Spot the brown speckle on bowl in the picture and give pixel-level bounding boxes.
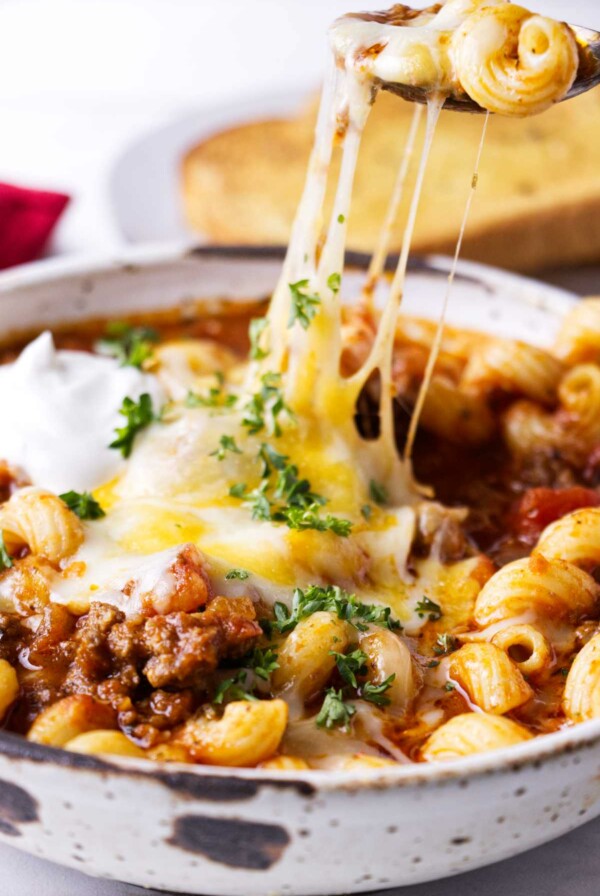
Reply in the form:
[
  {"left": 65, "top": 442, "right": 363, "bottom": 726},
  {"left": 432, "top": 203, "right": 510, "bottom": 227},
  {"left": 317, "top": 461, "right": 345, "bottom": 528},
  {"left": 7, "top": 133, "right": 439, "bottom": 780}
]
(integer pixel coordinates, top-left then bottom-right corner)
[
  {"left": 0, "top": 779, "right": 39, "bottom": 837},
  {"left": 168, "top": 815, "right": 290, "bottom": 869}
]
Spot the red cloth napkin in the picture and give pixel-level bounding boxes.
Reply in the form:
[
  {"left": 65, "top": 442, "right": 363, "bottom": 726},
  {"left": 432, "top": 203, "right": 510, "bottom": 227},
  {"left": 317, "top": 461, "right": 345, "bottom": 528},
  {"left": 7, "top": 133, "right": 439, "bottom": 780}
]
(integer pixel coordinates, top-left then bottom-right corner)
[{"left": 0, "top": 182, "right": 70, "bottom": 270}]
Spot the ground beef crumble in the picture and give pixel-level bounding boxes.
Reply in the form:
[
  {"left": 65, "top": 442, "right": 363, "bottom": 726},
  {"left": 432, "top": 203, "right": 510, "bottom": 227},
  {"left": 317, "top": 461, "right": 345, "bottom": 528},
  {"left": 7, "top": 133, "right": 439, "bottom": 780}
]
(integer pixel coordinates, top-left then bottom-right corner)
[{"left": 2, "top": 594, "right": 262, "bottom": 746}]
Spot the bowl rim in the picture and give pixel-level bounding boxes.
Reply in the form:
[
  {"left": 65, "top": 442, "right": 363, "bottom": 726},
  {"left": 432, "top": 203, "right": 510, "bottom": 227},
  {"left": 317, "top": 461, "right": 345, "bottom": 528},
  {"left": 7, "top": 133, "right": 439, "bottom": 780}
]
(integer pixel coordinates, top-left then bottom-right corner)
[{"left": 0, "top": 241, "right": 596, "bottom": 792}]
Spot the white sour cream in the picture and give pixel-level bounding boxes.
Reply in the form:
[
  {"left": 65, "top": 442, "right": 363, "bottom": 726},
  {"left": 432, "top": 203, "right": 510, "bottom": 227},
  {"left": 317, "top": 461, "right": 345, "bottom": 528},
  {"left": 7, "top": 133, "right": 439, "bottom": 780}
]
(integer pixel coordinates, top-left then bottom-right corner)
[{"left": 0, "top": 332, "right": 165, "bottom": 493}]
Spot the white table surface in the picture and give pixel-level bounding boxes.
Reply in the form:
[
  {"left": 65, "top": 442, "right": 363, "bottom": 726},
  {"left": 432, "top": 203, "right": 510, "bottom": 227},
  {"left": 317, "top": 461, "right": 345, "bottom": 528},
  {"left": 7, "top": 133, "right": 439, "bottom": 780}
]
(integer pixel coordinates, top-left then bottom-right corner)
[{"left": 0, "top": 0, "right": 599, "bottom": 892}]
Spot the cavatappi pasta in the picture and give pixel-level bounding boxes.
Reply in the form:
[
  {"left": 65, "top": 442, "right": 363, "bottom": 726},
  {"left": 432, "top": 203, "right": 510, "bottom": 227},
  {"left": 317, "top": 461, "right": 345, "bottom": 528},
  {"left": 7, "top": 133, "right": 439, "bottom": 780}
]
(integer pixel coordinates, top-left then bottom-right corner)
[
  {"left": 0, "top": 293, "right": 599, "bottom": 769},
  {"left": 0, "top": 1, "right": 596, "bottom": 770}
]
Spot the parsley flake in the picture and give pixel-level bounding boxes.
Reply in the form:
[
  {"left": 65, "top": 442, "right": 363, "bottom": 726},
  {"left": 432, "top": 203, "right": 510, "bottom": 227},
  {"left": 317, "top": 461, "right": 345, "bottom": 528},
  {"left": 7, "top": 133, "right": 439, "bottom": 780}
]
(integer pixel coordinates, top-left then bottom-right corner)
[
  {"left": 231, "top": 445, "right": 351, "bottom": 537},
  {"left": 258, "top": 443, "right": 288, "bottom": 478},
  {"left": 0, "top": 533, "right": 13, "bottom": 571},
  {"left": 316, "top": 687, "right": 356, "bottom": 729},
  {"left": 109, "top": 393, "right": 156, "bottom": 458},
  {"left": 185, "top": 374, "right": 237, "bottom": 410},
  {"left": 247, "top": 647, "right": 279, "bottom": 681},
  {"left": 327, "top": 272, "right": 341, "bottom": 294},
  {"left": 249, "top": 317, "right": 269, "bottom": 360},
  {"left": 330, "top": 649, "right": 368, "bottom": 688},
  {"left": 96, "top": 322, "right": 159, "bottom": 369},
  {"left": 224, "top": 569, "right": 249, "bottom": 581},
  {"left": 210, "top": 434, "right": 242, "bottom": 461},
  {"left": 272, "top": 585, "right": 401, "bottom": 635},
  {"left": 242, "top": 372, "right": 294, "bottom": 437},
  {"left": 369, "top": 479, "right": 388, "bottom": 505},
  {"left": 361, "top": 674, "right": 396, "bottom": 706},
  {"left": 288, "top": 280, "right": 321, "bottom": 330},
  {"left": 213, "top": 671, "right": 258, "bottom": 704},
  {"left": 276, "top": 504, "right": 352, "bottom": 536},
  {"left": 434, "top": 633, "right": 458, "bottom": 655},
  {"left": 231, "top": 481, "right": 273, "bottom": 521},
  {"left": 59, "top": 491, "right": 105, "bottom": 521},
  {"left": 415, "top": 596, "right": 442, "bottom": 622}
]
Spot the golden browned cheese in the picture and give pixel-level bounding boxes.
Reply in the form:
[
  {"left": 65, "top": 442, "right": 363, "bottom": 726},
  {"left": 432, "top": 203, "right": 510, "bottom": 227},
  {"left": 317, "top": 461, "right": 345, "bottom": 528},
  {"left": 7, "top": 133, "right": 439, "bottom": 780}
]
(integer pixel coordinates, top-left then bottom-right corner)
[{"left": 181, "top": 88, "right": 600, "bottom": 271}]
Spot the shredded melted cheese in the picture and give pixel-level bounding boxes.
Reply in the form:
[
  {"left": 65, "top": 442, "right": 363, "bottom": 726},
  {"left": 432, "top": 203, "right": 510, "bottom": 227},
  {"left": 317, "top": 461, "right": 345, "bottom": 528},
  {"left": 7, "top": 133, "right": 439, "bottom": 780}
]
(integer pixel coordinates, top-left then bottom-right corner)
[{"left": 0, "top": 0, "right": 581, "bottom": 633}]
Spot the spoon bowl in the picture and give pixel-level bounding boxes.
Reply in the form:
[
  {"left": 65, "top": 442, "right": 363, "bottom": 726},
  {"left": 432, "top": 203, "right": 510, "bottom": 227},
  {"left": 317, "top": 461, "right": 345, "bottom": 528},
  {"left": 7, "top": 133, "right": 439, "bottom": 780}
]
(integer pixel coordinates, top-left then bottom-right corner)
[{"left": 380, "top": 23, "right": 600, "bottom": 112}]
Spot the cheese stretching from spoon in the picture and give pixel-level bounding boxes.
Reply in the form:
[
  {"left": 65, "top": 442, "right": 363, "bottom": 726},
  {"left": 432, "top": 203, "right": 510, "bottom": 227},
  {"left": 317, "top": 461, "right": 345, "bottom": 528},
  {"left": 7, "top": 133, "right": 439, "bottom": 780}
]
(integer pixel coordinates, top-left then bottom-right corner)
[
  {"left": 330, "top": 0, "right": 579, "bottom": 115},
  {"left": 0, "top": 1, "right": 580, "bottom": 627}
]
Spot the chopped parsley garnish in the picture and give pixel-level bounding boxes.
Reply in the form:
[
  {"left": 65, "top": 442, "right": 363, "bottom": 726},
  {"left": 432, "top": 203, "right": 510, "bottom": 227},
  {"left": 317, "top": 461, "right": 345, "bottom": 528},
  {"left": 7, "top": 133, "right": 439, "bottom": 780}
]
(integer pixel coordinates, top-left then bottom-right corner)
[
  {"left": 360, "top": 674, "right": 396, "bottom": 707},
  {"left": 109, "top": 393, "right": 156, "bottom": 458},
  {"left": 288, "top": 280, "right": 321, "bottom": 330},
  {"left": 337, "top": 213, "right": 345, "bottom": 224},
  {"left": 272, "top": 585, "right": 401, "bottom": 635},
  {"left": 210, "top": 434, "right": 242, "bottom": 461},
  {"left": 444, "top": 681, "right": 456, "bottom": 692},
  {"left": 236, "top": 481, "right": 272, "bottom": 522},
  {"left": 249, "top": 317, "right": 269, "bottom": 361},
  {"left": 274, "top": 464, "right": 325, "bottom": 510},
  {"left": 212, "top": 647, "right": 279, "bottom": 703},
  {"left": 241, "top": 372, "right": 294, "bottom": 437},
  {"left": 330, "top": 649, "right": 368, "bottom": 688},
  {"left": 224, "top": 568, "right": 249, "bottom": 581},
  {"left": 434, "top": 633, "right": 458, "bottom": 655},
  {"left": 0, "top": 533, "right": 13, "bottom": 571},
  {"left": 276, "top": 504, "right": 352, "bottom": 536},
  {"left": 230, "top": 449, "right": 352, "bottom": 537},
  {"left": 59, "top": 491, "right": 105, "bottom": 521},
  {"left": 369, "top": 479, "right": 388, "bottom": 505},
  {"left": 213, "top": 671, "right": 258, "bottom": 704},
  {"left": 316, "top": 687, "right": 356, "bottom": 729},
  {"left": 96, "top": 321, "right": 159, "bottom": 369},
  {"left": 415, "top": 596, "right": 442, "bottom": 622},
  {"left": 185, "top": 374, "right": 237, "bottom": 410},
  {"left": 247, "top": 647, "right": 279, "bottom": 681},
  {"left": 258, "top": 442, "right": 288, "bottom": 477},
  {"left": 360, "top": 504, "right": 373, "bottom": 521},
  {"left": 329, "top": 648, "right": 395, "bottom": 706},
  {"left": 327, "top": 272, "right": 341, "bottom": 294}
]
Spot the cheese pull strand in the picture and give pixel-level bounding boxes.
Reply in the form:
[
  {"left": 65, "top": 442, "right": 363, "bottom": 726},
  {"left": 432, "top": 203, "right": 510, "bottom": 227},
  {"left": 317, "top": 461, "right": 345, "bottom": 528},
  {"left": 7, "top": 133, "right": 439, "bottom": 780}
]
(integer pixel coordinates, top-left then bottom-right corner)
[{"left": 404, "top": 111, "right": 490, "bottom": 462}]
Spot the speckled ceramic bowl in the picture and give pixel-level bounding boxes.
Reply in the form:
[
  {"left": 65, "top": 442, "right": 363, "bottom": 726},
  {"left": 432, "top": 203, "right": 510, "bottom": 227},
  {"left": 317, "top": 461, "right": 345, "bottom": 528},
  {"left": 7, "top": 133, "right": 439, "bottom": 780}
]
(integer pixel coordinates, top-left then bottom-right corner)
[{"left": 0, "top": 245, "right": 599, "bottom": 896}]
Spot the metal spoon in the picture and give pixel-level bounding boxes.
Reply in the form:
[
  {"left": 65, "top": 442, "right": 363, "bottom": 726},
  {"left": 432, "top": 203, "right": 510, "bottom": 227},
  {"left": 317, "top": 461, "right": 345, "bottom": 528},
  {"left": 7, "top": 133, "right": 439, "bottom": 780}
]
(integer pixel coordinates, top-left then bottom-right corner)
[{"left": 380, "top": 23, "right": 600, "bottom": 112}]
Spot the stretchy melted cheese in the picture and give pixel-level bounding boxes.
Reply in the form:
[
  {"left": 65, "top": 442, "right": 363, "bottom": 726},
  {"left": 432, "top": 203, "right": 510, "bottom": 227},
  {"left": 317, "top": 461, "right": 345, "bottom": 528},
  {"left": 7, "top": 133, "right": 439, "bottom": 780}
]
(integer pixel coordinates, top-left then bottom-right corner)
[
  {"left": 0, "top": 1, "right": 581, "bottom": 630},
  {"left": 0, "top": 4, "right": 586, "bottom": 769},
  {"left": 330, "top": 0, "right": 578, "bottom": 115}
]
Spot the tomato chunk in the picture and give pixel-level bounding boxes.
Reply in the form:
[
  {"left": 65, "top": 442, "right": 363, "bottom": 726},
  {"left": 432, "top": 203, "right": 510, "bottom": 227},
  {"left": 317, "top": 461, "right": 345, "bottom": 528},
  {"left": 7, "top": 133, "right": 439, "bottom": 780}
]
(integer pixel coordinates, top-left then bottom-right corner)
[{"left": 511, "top": 486, "right": 600, "bottom": 543}]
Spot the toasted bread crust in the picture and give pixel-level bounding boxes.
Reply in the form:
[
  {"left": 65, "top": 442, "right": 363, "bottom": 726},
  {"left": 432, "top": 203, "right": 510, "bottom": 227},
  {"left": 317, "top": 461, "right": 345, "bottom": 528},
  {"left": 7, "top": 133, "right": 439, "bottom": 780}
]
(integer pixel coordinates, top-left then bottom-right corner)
[{"left": 181, "top": 90, "right": 600, "bottom": 272}]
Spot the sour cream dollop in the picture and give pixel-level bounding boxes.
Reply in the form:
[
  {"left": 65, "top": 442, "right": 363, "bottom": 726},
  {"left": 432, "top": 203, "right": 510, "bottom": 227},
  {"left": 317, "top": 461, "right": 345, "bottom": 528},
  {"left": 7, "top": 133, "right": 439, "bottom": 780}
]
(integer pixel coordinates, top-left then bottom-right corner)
[{"left": 0, "top": 332, "right": 165, "bottom": 493}]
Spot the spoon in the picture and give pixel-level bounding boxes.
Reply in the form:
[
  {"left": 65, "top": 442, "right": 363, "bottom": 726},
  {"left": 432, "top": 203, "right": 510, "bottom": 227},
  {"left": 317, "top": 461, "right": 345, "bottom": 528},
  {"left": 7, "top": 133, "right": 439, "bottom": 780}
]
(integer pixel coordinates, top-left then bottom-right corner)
[{"left": 380, "top": 23, "right": 600, "bottom": 112}]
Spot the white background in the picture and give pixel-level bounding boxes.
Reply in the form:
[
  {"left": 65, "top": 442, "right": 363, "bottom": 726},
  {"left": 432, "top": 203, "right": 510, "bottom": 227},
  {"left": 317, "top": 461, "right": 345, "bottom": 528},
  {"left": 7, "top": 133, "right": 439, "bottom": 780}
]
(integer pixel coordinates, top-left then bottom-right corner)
[{"left": 0, "top": 1, "right": 600, "bottom": 893}]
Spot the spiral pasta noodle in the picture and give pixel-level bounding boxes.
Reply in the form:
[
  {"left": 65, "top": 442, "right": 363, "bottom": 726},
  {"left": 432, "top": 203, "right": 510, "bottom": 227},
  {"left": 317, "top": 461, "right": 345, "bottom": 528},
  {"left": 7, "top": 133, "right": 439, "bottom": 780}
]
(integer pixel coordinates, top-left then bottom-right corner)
[
  {"left": 535, "top": 507, "right": 600, "bottom": 572},
  {"left": 554, "top": 298, "right": 600, "bottom": 365},
  {"left": 421, "top": 712, "right": 533, "bottom": 761},
  {"left": 557, "top": 364, "right": 600, "bottom": 448},
  {"left": 461, "top": 338, "right": 563, "bottom": 405},
  {"left": 452, "top": 4, "right": 579, "bottom": 116},
  {"left": 474, "top": 555, "right": 600, "bottom": 626},
  {"left": 449, "top": 642, "right": 533, "bottom": 714},
  {"left": 0, "top": 487, "right": 84, "bottom": 564},
  {"left": 563, "top": 634, "right": 600, "bottom": 723},
  {"left": 491, "top": 624, "right": 552, "bottom": 678}
]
